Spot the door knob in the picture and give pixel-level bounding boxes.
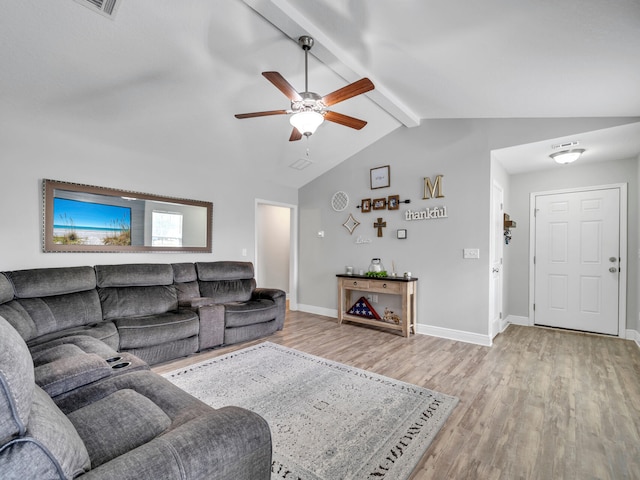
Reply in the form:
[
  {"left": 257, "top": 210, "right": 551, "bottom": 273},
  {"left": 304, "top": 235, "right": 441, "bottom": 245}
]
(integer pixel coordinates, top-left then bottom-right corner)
[
  {"left": 609, "top": 257, "right": 617, "bottom": 262},
  {"left": 609, "top": 267, "right": 618, "bottom": 273},
  {"left": 492, "top": 268, "right": 500, "bottom": 273}
]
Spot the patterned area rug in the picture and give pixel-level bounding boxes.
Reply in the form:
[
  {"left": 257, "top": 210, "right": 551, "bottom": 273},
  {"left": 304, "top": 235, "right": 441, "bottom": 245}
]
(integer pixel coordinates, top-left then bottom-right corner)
[{"left": 163, "top": 342, "right": 458, "bottom": 480}]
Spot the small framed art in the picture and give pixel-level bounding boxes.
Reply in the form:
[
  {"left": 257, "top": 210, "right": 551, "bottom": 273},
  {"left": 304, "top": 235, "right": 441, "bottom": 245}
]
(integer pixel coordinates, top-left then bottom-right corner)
[
  {"left": 397, "top": 229, "right": 407, "bottom": 239},
  {"left": 360, "top": 198, "right": 371, "bottom": 213},
  {"left": 387, "top": 195, "right": 399, "bottom": 210},
  {"left": 370, "top": 165, "right": 390, "bottom": 189},
  {"left": 373, "top": 198, "right": 387, "bottom": 210}
]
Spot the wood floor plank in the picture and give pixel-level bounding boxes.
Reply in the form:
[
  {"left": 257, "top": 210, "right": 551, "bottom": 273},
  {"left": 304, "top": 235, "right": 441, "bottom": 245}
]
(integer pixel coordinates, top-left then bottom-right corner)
[{"left": 152, "top": 310, "right": 640, "bottom": 479}]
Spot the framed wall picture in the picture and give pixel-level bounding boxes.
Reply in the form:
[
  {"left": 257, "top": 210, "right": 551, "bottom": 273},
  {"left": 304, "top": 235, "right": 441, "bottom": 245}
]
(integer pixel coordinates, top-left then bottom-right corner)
[
  {"left": 370, "top": 165, "right": 390, "bottom": 189},
  {"left": 360, "top": 198, "right": 371, "bottom": 213},
  {"left": 387, "top": 195, "right": 399, "bottom": 210},
  {"left": 397, "top": 229, "right": 407, "bottom": 239},
  {"left": 373, "top": 198, "right": 387, "bottom": 210}
]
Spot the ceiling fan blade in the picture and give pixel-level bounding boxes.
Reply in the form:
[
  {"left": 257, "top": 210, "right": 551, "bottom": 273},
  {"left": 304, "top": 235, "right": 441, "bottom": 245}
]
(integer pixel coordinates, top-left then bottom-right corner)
[
  {"left": 234, "top": 109, "right": 289, "bottom": 119},
  {"left": 289, "top": 127, "right": 303, "bottom": 141},
  {"left": 322, "top": 78, "right": 374, "bottom": 107},
  {"left": 324, "top": 111, "right": 368, "bottom": 130},
  {"left": 262, "top": 72, "right": 302, "bottom": 102}
]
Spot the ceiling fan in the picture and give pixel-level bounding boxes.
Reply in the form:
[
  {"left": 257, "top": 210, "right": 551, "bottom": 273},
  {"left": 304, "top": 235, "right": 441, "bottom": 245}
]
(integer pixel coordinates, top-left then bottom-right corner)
[{"left": 234, "top": 36, "right": 374, "bottom": 141}]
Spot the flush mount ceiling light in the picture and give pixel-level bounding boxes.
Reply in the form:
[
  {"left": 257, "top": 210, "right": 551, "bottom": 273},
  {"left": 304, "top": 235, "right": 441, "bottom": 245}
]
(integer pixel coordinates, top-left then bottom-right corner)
[{"left": 549, "top": 148, "right": 585, "bottom": 164}]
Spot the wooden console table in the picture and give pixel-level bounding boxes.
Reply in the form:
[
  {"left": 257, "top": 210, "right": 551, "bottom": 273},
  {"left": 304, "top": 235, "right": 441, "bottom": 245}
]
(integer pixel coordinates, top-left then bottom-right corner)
[{"left": 336, "top": 274, "right": 418, "bottom": 337}]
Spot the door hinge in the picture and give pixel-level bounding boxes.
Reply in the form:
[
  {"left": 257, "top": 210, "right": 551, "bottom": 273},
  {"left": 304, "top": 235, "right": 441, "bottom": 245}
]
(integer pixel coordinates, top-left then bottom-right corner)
[
  {"left": 533, "top": 303, "right": 536, "bottom": 311},
  {"left": 533, "top": 256, "right": 536, "bottom": 264},
  {"left": 499, "top": 312, "right": 502, "bottom": 319}
]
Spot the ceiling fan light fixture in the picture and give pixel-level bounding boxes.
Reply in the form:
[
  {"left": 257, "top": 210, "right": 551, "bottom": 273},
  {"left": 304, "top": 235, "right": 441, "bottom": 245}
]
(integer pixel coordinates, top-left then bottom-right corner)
[
  {"left": 549, "top": 148, "right": 585, "bottom": 164},
  {"left": 290, "top": 111, "right": 324, "bottom": 136}
]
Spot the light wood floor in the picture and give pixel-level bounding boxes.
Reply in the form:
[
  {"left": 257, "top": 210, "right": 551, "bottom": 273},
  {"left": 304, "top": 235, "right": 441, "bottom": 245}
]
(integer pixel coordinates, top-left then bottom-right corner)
[{"left": 153, "top": 310, "right": 640, "bottom": 480}]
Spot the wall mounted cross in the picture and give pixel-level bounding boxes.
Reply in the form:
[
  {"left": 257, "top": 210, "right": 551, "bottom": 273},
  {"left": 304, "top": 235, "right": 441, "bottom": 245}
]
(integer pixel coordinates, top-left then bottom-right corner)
[{"left": 374, "top": 217, "right": 386, "bottom": 237}]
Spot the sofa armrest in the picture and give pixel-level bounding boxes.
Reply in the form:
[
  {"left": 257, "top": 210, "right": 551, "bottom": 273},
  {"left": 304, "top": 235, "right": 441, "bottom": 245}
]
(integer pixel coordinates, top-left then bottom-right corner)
[
  {"left": 178, "top": 296, "right": 218, "bottom": 309},
  {"left": 252, "top": 288, "right": 286, "bottom": 330},
  {"left": 78, "top": 406, "right": 272, "bottom": 480}
]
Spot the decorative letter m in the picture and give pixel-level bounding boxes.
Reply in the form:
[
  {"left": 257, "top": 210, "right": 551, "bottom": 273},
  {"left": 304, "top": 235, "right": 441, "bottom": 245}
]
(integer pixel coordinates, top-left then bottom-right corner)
[{"left": 423, "top": 175, "right": 444, "bottom": 199}]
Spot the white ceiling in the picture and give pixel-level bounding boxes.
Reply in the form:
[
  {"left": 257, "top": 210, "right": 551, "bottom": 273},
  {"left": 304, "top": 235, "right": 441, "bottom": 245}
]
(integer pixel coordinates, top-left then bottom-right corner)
[{"left": 1, "top": 0, "right": 639, "bottom": 187}]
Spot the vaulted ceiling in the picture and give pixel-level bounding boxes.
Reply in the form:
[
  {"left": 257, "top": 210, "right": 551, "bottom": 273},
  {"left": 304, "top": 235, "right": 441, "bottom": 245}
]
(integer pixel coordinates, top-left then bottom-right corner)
[{"left": 2, "top": 0, "right": 639, "bottom": 187}]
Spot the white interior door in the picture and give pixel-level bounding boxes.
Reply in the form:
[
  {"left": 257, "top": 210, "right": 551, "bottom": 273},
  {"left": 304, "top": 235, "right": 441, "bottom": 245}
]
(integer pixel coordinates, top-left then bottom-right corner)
[
  {"left": 489, "top": 181, "right": 504, "bottom": 338},
  {"left": 533, "top": 188, "right": 620, "bottom": 335}
]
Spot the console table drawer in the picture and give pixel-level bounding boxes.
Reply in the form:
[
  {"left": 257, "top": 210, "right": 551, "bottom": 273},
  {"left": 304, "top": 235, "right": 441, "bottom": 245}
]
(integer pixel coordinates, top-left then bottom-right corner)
[
  {"left": 346, "top": 279, "right": 370, "bottom": 289},
  {"left": 368, "top": 280, "right": 403, "bottom": 294}
]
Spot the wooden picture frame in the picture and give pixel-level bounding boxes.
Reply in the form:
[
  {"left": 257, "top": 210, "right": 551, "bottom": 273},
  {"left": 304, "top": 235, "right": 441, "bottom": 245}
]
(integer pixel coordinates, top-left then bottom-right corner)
[
  {"left": 387, "top": 195, "right": 400, "bottom": 210},
  {"left": 372, "top": 198, "right": 387, "bottom": 210},
  {"left": 360, "top": 198, "right": 371, "bottom": 213},
  {"left": 370, "top": 165, "right": 390, "bottom": 189}
]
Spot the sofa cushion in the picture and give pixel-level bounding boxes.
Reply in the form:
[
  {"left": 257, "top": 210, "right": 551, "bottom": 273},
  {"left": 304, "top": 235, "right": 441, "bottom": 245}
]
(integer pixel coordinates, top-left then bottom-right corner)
[
  {"left": 198, "top": 278, "right": 256, "bottom": 304},
  {"left": 68, "top": 388, "right": 171, "bottom": 468},
  {"left": 0, "top": 386, "right": 91, "bottom": 479},
  {"left": 115, "top": 311, "right": 199, "bottom": 349},
  {"left": 16, "top": 289, "right": 103, "bottom": 339},
  {"left": 27, "top": 322, "right": 120, "bottom": 352},
  {"left": 4, "top": 266, "right": 96, "bottom": 299},
  {"left": 0, "top": 301, "right": 37, "bottom": 341},
  {"left": 95, "top": 263, "right": 173, "bottom": 287},
  {"left": 99, "top": 285, "right": 178, "bottom": 320},
  {"left": 34, "top": 354, "right": 112, "bottom": 398},
  {"left": 171, "top": 262, "right": 197, "bottom": 283},
  {"left": 30, "top": 334, "right": 119, "bottom": 361},
  {"left": 0, "top": 274, "right": 13, "bottom": 304},
  {"left": 224, "top": 300, "right": 278, "bottom": 328},
  {"left": 32, "top": 344, "right": 85, "bottom": 365},
  {"left": 0, "top": 317, "right": 34, "bottom": 445},
  {"left": 196, "top": 261, "right": 254, "bottom": 281}
]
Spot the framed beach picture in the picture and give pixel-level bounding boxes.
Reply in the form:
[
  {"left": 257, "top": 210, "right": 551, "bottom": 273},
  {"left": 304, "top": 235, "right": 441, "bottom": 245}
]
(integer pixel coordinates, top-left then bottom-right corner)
[
  {"left": 360, "top": 198, "right": 371, "bottom": 213},
  {"left": 370, "top": 165, "right": 390, "bottom": 189}
]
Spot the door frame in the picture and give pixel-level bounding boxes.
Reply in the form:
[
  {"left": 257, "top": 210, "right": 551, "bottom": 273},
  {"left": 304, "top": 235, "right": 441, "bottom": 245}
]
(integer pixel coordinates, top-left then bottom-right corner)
[
  {"left": 528, "top": 183, "right": 627, "bottom": 338},
  {"left": 255, "top": 199, "right": 299, "bottom": 311},
  {"left": 489, "top": 180, "right": 505, "bottom": 339}
]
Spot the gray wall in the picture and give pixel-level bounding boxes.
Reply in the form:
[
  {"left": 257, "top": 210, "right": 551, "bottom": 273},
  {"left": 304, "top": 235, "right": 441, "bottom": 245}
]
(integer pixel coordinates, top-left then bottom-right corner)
[
  {"left": 298, "top": 118, "right": 640, "bottom": 340},
  {"left": 0, "top": 119, "right": 297, "bottom": 270},
  {"left": 506, "top": 157, "right": 638, "bottom": 328}
]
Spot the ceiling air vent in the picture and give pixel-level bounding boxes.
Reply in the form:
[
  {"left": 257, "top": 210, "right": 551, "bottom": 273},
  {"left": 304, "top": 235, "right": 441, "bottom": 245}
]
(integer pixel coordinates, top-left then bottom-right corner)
[{"left": 74, "top": 0, "right": 120, "bottom": 18}]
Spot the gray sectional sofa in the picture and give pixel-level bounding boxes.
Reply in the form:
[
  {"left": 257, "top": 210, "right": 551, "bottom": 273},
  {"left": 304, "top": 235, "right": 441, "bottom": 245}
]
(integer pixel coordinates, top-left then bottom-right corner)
[{"left": 0, "top": 261, "right": 285, "bottom": 479}]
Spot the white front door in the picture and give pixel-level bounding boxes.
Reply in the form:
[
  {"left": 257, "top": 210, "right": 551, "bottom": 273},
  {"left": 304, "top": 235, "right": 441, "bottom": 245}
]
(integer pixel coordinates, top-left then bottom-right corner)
[
  {"left": 533, "top": 187, "right": 620, "bottom": 335},
  {"left": 489, "top": 181, "right": 504, "bottom": 338}
]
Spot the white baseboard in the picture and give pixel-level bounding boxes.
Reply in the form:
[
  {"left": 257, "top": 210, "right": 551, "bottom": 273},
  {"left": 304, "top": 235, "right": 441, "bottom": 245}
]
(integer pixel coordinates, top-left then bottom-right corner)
[
  {"left": 627, "top": 329, "right": 640, "bottom": 349},
  {"left": 297, "top": 304, "right": 337, "bottom": 318},
  {"left": 506, "top": 315, "right": 530, "bottom": 326},
  {"left": 416, "top": 324, "right": 492, "bottom": 347},
  {"left": 297, "top": 304, "right": 492, "bottom": 346}
]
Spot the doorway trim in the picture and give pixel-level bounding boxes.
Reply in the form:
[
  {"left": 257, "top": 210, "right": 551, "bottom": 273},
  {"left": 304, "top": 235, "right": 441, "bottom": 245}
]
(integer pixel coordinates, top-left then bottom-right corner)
[
  {"left": 528, "top": 183, "right": 627, "bottom": 338},
  {"left": 489, "top": 179, "right": 505, "bottom": 340},
  {"left": 255, "top": 199, "right": 298, "bottom": 311}
]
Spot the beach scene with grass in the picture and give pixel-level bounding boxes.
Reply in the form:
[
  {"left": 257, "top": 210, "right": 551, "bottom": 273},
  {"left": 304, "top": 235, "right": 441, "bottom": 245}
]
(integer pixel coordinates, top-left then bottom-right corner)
[{"left": 53, "top": 198, "right": 131, "bottom": 246}]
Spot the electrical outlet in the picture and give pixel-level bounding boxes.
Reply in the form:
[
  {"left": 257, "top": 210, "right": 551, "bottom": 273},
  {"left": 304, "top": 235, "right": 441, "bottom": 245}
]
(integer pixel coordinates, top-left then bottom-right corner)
[{"left": 463, "top": 248, "right": 480, "bottom": 259}]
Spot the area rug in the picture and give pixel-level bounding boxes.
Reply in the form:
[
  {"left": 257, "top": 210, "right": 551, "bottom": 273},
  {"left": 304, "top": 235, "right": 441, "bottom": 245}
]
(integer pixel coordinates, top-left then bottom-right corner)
[{"left": 163, "top": 342, "right": 458, "bottom": 480}]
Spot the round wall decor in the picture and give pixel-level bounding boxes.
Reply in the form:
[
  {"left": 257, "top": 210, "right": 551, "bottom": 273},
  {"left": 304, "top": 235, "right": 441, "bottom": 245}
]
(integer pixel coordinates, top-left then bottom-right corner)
[{"left": 331, "top": 191, "right": 349, "bottom": 211}]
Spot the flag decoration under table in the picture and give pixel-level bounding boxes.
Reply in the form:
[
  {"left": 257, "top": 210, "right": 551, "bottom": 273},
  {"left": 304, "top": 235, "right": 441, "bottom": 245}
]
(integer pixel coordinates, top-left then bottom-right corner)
[{"left": 347, "top": 296, "right": 381, "bottom": 319}]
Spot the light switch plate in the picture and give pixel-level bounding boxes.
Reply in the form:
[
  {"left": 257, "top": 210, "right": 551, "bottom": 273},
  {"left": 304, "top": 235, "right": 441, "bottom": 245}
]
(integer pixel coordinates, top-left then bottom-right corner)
[{"left": 463, "top": 248, "right": 480, "bottom": 259}]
